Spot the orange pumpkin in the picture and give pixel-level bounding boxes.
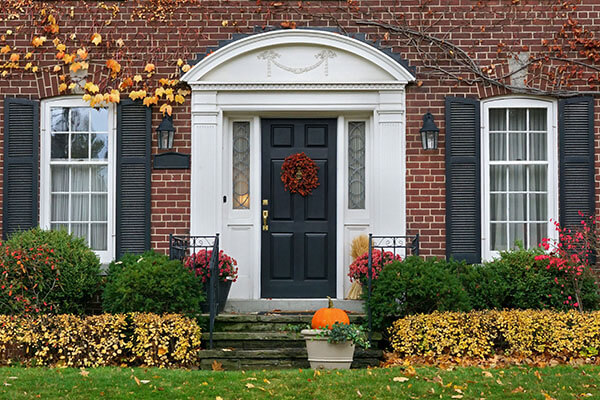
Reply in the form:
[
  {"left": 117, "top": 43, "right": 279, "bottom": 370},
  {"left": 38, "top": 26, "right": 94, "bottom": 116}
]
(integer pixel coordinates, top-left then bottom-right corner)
[{"left": 311, "top": 297, "right": 350, "bottom": 329}]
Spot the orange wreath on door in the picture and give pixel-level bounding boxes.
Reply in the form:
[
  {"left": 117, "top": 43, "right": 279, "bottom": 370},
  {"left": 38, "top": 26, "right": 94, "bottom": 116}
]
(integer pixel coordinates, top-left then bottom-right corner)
[{"left": 280, "top": 152, "right": 320, "bottom": 196}]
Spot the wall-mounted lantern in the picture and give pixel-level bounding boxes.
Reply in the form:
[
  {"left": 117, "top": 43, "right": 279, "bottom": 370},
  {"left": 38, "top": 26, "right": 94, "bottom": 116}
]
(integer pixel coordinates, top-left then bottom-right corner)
[
  {"left": 157, "top": 115, "right": 175, "bottom": 150},
  {"left": 419, "top": 112, "right": 439, "bottom": 150}
]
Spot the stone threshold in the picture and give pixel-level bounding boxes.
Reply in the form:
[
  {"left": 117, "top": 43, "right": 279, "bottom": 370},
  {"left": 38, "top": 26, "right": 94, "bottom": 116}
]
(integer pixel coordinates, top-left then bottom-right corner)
[{"left": 223, "top": 299, "right": 364, "bottom": 314}]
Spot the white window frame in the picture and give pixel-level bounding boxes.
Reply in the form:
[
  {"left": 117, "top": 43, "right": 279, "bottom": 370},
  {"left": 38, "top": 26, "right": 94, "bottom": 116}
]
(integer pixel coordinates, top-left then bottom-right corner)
[
  {"left": 481, "top": 97, "right": 558, "bottom": 260},
  {"left": 40, "top": 97, "right": 117, "bottom": 264}
]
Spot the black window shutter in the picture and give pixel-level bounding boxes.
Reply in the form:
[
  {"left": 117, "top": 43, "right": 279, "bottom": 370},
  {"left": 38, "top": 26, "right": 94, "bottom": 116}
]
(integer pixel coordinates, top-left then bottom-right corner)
[
  {"left": 445, "top": 97, "right": 481, "bottom": 263},
  {"left": 3, "top": 98, "right": 39, "bottom": 239},
  {"left": 116, "top": 100, "right": 151, "bottom": 257},
  {"left": 559, "top": 97, "right": 595, "bottom": 229}
]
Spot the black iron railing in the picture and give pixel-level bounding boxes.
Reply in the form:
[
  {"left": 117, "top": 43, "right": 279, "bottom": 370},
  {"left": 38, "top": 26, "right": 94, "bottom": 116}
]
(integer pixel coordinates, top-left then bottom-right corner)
[
  {"left": 169, "top": 233, "right": 220, "bottom": 349},
  {"left": 366, "top": 234, "right": 419, "bottom": 342}
]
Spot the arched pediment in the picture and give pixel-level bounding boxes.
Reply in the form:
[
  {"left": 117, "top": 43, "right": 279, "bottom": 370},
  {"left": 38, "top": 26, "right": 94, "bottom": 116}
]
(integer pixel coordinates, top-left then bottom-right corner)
[{"left": 182, "top": 30, "right": 415, "bottom": 85}]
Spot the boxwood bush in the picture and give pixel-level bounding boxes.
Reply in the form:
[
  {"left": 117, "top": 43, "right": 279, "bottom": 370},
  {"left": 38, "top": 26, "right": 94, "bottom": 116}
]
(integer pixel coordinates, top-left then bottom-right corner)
[
  {"left": 1, "top": 228, "right": 102, "bottom": 315},
  {"left": 103, "top": 251, "right": 204, "bottom": 314}
]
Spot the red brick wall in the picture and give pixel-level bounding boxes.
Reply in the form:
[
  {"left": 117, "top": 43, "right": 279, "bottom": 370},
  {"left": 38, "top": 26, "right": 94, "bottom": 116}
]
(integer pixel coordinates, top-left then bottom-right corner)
[{"left": 1, "top": 0, "right": 599, "bottom": 258}]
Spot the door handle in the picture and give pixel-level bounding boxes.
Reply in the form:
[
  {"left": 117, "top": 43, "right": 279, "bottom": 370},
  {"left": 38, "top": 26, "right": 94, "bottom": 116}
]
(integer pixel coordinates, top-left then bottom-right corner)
[{"left": 262, "top": 210, "right": 269, "bottom": 231}]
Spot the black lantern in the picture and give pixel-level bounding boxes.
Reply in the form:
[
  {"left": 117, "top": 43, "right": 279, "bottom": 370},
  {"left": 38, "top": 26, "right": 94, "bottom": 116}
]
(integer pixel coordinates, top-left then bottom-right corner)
[
  {"left": 157, "top": 115, "right": 175, "bottom": 150},
  {"left": 419, "top": 112, "right": 439, "bottom": 150}
]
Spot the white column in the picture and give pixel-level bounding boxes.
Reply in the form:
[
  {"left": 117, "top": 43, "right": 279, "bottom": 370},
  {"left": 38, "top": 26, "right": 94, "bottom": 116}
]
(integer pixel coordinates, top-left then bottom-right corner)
[
  {"left": 373, "top": 90, "right": 406, "bottom": 238},
  {"left": 190, "top": 91, "right": 222, "bottom": 236}
]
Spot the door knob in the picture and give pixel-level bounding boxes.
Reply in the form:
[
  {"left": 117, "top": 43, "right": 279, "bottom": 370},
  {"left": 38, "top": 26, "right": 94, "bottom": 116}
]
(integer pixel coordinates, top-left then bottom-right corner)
[{"left": 262, "top": 210, "right": 269, "bottom": 231}]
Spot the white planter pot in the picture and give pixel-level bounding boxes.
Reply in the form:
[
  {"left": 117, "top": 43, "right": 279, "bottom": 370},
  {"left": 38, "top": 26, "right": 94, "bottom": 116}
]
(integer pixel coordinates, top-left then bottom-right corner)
[{"left": 301, "top": 329, "right": 355, "bottom": 370}]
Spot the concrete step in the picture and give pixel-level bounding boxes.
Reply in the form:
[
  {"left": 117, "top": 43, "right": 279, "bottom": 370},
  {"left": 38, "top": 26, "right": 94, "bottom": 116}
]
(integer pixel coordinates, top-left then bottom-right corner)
[
  {"left": 224, "top": 299, "right": 365, "bottom": 313},
  {"left": 197, "top": 348, "right": 383, "bottom": 370}
]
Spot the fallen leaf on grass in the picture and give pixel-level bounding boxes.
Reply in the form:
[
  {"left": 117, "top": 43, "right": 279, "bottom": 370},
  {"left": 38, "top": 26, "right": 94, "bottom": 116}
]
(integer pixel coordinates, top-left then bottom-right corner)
[
  {"left": 245, "top": 383, "right": 255, "bottom": 389},
  {"left": 482, "top": 370, "right": 493, "bottom": 378},
  {"left": 216, "top": 397, "right": 223, "bottom": 400},
  {"left": 393, "top": 377, "right": 409, "bottom": 382},
  {"left": 140, "top": 380, "right": 150, "bottom": 384},
  {"left": 3, "top": 383, "right": 11, "bottom": 386},
  {"left": 356, "top": 389, "right": 362, "bottom": 397},
  {"left": 134, "top": 376, "right": 141, "bottom": 386},
  {"left": 534, "top": 370, "right": 542, "bottom": 381},
  {"left": 80, "top": 370, "right": 89, "bottom": 377},
  {"left": 404, "top": 365, "right": 417, "bottom": 377},
  {"left": 451, "top": 396, "right": 463, "bottom": 399},
  {"left": 511, "top": 386, "right": 525, "bottom": 393}
]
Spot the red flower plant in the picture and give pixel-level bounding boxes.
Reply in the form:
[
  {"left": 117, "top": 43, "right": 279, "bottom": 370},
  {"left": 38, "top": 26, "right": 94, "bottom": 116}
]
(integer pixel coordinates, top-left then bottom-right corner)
[
  {"left": 280, "top": 152, "right": 320, "bottom": 196},
  {"left": 185, "top": 250, "right": 238, "bottom": 284},
  {"left": 348, "top": 249, "right": 402, "bottom": 284}
]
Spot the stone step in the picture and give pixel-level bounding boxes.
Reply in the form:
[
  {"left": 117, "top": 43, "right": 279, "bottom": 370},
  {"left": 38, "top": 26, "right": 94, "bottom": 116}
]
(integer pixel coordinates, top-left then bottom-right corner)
[
  {"left": 197, "top": 348, "right": 383, "bottom": 370},
  {"left": 224, "top": 299, "right": 365, "bottom": 313},
  {"left": 208, "top": 313, "right": 367, "bottom": 332},
  {"left": 201, "top": 330, "right": 382, "bottom": 350}
]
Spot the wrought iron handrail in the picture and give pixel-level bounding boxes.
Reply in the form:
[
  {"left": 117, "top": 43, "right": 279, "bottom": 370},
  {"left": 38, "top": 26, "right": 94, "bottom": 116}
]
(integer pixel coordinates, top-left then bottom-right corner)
[
  {"left": 169, "top": 233, "right": 220, "bottom": 349},
  {"left": 366, "top": 233, "right": 419, "bottom": 343}
]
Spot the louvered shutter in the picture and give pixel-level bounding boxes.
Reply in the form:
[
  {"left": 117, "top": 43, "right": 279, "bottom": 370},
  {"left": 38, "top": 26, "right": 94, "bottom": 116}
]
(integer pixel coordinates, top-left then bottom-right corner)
[
  {"left": 445, "top": 97, "right": 481, "bottom": 263},
  {"left": 559, "top": 97, "right": 595, "bottom": 229},
  {"left": 3, "top": 98, "right": 39, "bottom": 239},
  {"left": 116, "top": 100, "right": 151, "bottom": 257}
]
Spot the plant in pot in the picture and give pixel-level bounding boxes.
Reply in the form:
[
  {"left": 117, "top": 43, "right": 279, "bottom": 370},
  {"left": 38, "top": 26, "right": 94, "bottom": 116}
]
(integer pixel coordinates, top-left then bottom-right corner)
[
  {"left": 185, "top": 249, "right": 238, "bottom": 313},
  {"left": 301, "top": 298, "right": 370, "bottom": 369}
]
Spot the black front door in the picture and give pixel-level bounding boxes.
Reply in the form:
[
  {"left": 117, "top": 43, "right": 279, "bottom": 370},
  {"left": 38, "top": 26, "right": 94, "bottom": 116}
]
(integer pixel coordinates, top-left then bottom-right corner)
[{"left": 261, "top": 119, "right": 336, "bottom": 298}]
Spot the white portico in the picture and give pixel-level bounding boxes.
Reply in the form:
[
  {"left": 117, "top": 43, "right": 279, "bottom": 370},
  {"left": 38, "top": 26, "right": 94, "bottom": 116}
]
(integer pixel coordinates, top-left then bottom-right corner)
[{"left": 181, "top": 29, "right": 414, "bottom": 301}]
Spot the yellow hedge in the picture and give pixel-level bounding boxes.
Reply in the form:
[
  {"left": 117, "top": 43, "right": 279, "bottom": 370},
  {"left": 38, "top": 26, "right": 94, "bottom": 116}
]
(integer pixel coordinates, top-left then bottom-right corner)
[
  {"left": 389, "top": 310, "right": 600, "bottom": 359},
  {"left": 0, "top": 313, "right": 201, "bottom": 368}
]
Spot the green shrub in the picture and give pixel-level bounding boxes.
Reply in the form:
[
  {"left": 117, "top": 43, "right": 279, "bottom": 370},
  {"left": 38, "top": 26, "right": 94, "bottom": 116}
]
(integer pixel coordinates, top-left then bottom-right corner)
[
  {"left": 367, "top": 256, "right": 471, "bottom": 331},
  {"left": 103, "top": 251, "right": 204, "bottom": 314},
  {"left": 2, "top": 228, "right": 102, "bottom": 314}
]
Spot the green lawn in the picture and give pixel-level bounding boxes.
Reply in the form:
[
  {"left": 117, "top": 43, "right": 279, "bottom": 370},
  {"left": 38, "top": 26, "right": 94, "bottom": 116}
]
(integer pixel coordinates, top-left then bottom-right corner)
[{"left": 0, "top": 365, "right": 598, "bottom": 399}]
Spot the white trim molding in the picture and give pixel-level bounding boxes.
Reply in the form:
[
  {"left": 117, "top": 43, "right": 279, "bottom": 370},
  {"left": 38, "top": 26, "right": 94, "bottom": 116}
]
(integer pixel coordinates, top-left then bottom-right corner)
[{"left": 184, "top": 30, "right": 413, "bottom": 300}]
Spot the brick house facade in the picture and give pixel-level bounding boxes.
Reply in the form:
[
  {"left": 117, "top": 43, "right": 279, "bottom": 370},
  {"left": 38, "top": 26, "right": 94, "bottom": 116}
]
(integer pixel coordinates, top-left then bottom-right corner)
[{"left": 0, "top": 0, "right": 598, "bottom": 299}]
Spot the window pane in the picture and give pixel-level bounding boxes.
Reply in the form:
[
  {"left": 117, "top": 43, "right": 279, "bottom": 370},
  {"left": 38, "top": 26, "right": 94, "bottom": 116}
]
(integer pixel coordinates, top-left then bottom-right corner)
[
  {"left": 90, "top": 223, "right": 107, "bottom": 250},
  {"left": 91, "top": 194, "right": 107, "bottom": 221},
  {"left": 509, "top": 193, "right": 526, "bottom": 221},
  {"left": 509, "top": 132, "right": 526, "bottom": 161},
  {"left": 348, "top": 121, "right": 366, "bottom": 209},
  {"left": 71, "top": 134, "right": 89, "bottom": 159},
  {"left": 489, "top": 108, "right": 506, "bottom": 131},
  {"left": 509, "top": 165, "right": 526, "bottom": 191},
  {"left": 51, "top": 108, "right": 69, "bottom": 132},
  {"left": 490, "top": 193, "right": 506, "bottom": 221},
  {"left": 529, "top": 108, "right": 547, "bottom": 131},
  {"left": 51, "top": 133, "right": 68, "bottom": 159},
  {"left": 71, "top": 194, "right": 89, "bottom": 221},
  {"left": 509, "top": 223, "right": 527, "bottom": 248},
  {"left": 232, "top": 121, "right": 250, "bottom": 210},
  {"left": 529, "top": 132, "right": 547, "bottom": 161},
  {"left": 91, "top": 108, "right": 108, "bottom": 132},
  {"left": 529, "top": 165, "right": 547, "bottom": 191},
  {"left": 530, "top": 194, "right": 547, "bottom": 221},
  {"left": 71, "top": 166, "right": 89, "bottom": 192},
  {"left": 489, "top": 132, "right": 506, "bottom": 161},
  {"left": 70, "top": 108, "right": 89, "bottom": 132},
  {"left": 71, "top": 223, "right": 88, "bottom": 241},
  {"left": 491, "top": 223, "right": 507, "bottom": 251},
  {"left": 91, "top": 134, "right": 108, "bottom": 160},
  {"left": 51, "top": 165, "right": 69, "bottom": 192},
  {"left": 51, "top": 194, "right": 69, "bottom": 221},
  {"left": 50, "top": 223, "right": 68, "bottom": 232},
  {"left": 490, "top": 166, "right": 506, "bottom": 191},
  {"left": 91, "top": 166, "right": 108, "bottom": 192},
  {"left": 509, "top": 109, "right": 526, "bottom": 130},
  {"left": 529, "top": 223, "right": 546, "bottom": 248}
]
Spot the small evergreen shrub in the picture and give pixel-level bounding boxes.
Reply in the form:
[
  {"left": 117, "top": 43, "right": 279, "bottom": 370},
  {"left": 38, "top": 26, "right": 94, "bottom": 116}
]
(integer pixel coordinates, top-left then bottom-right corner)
[
  {"left": 367, "top": 256, "right": 471, "bottom": 331},
  {"left": 103, "top": 251, "right": 204, "bottom": 314},
  {"left": 2, "top": 228, "right": 102, "bottom": 314}
]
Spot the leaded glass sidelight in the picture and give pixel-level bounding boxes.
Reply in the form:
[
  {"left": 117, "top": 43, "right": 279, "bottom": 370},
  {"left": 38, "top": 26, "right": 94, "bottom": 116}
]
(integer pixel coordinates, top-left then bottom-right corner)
[
  {"left": 348, "top": 121, "right": 366, "bottom": 209},
  {"left": 232, "top": 121, "right": 250, "bottom": 209}
]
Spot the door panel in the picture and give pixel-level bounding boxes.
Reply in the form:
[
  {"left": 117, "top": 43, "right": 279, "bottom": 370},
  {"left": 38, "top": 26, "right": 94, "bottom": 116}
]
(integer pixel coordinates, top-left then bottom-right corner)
[{"left": 261, "top": 118, "right": 336, "bottom": 298}]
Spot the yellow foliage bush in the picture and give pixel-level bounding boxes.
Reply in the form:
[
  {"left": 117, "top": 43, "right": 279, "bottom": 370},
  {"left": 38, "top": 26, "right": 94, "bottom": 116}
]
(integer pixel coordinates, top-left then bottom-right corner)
[
  {"left": 0, "top": 313, "right": 201, "bottom": 368},
  {"left": 389, "top": 310, "right": 600, "bottom": 359}
]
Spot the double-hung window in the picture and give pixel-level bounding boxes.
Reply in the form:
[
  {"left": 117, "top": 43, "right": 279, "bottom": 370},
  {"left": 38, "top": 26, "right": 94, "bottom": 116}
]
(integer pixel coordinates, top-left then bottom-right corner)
[
  {"left": 482, "top": 98, "right": 558, "bottom": 259},
  {"left": 40, "top": 98, "right": 115, "bottom": 263}
]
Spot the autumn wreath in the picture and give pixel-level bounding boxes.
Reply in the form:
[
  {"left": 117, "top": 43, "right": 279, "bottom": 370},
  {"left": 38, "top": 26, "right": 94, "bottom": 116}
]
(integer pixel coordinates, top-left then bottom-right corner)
[{"left": 280, "top": 152, "right": 320, "bottom": 196}]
